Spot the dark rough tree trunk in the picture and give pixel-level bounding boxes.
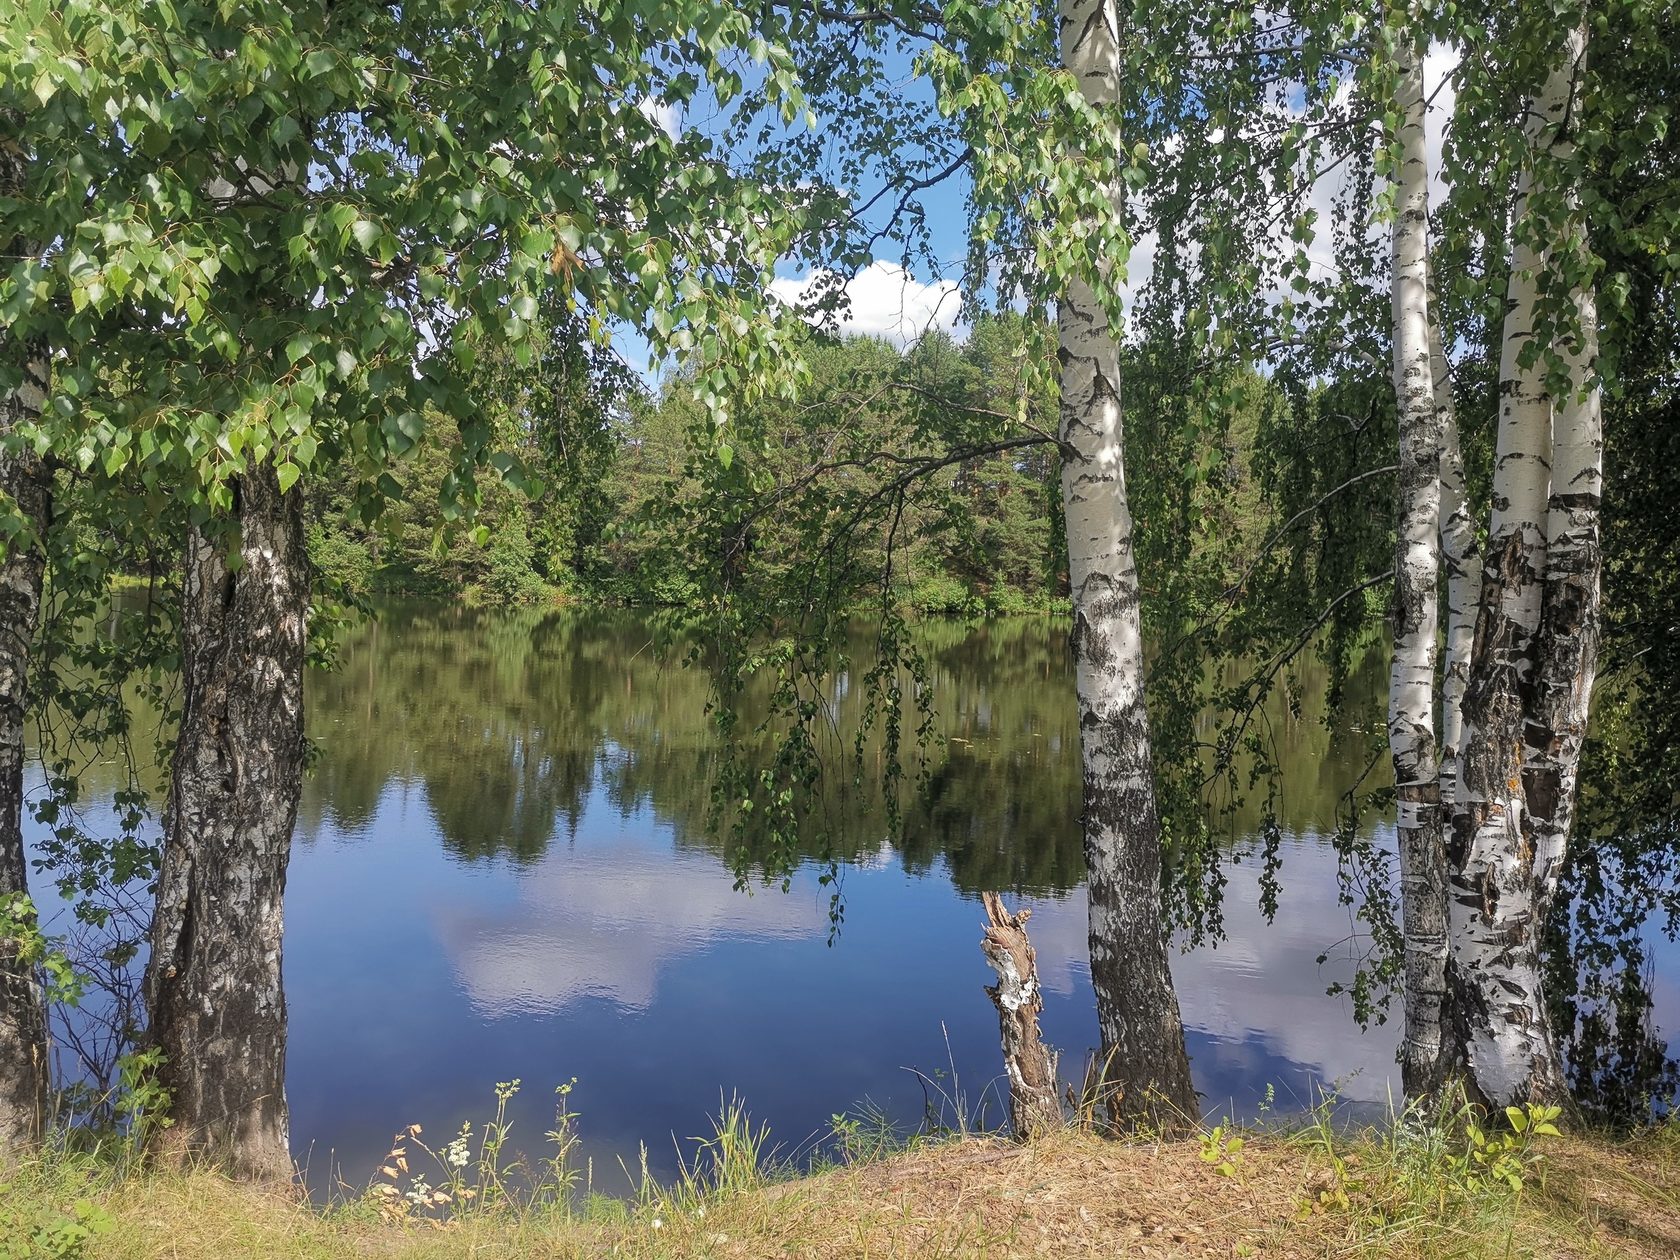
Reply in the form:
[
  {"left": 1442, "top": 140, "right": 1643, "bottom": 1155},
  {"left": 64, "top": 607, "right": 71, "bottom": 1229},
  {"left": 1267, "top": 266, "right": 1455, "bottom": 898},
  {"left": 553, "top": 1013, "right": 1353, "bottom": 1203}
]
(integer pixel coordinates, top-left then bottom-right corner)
[
  {"left": 0, "top": 122, "right": 53, "bottom": 1152},
  {"left": 980, "top": 892, "right": 1061, "bottom": 1140},
  {"left": 143, "top": 463, "right": 308, "bottom": 1183}
]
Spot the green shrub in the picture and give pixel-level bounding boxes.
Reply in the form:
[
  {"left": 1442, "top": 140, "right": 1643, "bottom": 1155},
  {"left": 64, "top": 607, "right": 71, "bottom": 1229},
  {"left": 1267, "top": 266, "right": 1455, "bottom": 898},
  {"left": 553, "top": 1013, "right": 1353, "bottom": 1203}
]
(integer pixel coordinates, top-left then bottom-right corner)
[
  {"left": 0, "top": 1191, "right": 111, "bottom": 1260},
  {"left": 904, "top": 574, "right": 982, "bottom": 617},
  {"left": 308, "top": 527, "right": 376, "bottom": 599},
  {"left": 482, "top": 527, "right": 550, "bottom": 606}
]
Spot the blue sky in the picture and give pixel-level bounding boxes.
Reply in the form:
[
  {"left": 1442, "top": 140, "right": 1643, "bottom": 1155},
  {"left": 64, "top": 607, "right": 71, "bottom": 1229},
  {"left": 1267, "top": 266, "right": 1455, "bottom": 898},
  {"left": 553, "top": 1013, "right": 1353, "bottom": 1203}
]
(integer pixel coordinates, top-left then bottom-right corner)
[{"left": 617, "top": 36, "right": 976, "bottom": 387}]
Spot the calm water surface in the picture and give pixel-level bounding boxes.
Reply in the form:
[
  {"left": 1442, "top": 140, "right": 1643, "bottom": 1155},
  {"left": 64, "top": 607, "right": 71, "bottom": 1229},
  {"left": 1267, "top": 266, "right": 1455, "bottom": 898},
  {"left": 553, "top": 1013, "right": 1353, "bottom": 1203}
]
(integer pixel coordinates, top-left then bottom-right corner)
[
  {"left": 287, "top": 605, "right": 1398, "bottom": 1191},
  {"left": 40, "top": 604, "right": 1680, "bottom": 1193}
]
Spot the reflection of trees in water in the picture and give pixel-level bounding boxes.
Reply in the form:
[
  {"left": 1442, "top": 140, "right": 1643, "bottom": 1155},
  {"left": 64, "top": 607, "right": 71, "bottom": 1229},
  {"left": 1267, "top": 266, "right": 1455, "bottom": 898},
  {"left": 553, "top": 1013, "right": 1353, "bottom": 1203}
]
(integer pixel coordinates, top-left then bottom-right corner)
[
  {"left": 304, "top": 606, "right": 606, "bottom": 860},
  {"left": 303, "top": 607, "right": 1390, "bottom": 898},
  {"left": 1555, "top": 947, "right": 1678, "bottom": 1129}
]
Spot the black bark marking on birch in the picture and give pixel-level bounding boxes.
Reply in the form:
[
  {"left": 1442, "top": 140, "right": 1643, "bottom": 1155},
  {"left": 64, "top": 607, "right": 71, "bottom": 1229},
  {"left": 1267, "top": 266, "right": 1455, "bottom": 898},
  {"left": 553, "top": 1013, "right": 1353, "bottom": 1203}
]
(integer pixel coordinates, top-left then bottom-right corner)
[
  {"left": 1529, "top": 479, "right": 1601, "bottom": 930},
  {"left": 1522, "top": 766, "right": 1563, "bottom": 822},
  {"left": 1449, "top": 527, "right": 1577, "bottom": 1110},
  {"left": 143, "top": 463, "right": 307, "bottom": 1184},
  {"left": 980, "top": 892, "right": 1061, "bottom": 1140}
]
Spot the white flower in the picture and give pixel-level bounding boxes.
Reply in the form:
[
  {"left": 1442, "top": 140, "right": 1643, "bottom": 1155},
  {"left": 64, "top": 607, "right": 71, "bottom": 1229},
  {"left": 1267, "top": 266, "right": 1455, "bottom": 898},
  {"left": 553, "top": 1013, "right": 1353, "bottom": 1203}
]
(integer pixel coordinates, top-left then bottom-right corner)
[{"left": 651, "top": 1216, "right": 664, "bottom": 1231}]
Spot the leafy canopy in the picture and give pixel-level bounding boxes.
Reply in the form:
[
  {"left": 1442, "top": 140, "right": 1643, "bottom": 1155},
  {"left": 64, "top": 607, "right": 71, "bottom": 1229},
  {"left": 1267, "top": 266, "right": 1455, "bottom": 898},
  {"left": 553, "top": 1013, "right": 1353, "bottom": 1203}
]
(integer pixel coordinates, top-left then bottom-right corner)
[{"left": 2, "top": 0, "right": 817, "bottom": 525}]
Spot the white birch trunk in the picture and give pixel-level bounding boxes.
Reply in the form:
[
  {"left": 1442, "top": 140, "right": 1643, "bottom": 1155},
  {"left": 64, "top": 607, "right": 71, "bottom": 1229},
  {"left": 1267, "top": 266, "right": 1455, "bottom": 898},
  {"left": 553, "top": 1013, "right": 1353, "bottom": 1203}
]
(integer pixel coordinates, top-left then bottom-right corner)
[
  {"left": 1528, "top": 169, "right": 1604, "bottom": 928},
  {"left": 143, "top": 466, "right": 307, "bottom": 1183},
  {"left": 1432, "top": 266, "right": 1480, "bottom": 821},
  {"left": 1447, "top": 25, "right": 1587, "bottom": 1110},
  {"left": 1057, "top": 0, "right": 1196, "bottom": 1130},
  {"left": 1385, "top": 25, "right": 1450, "bottom": 1101}
]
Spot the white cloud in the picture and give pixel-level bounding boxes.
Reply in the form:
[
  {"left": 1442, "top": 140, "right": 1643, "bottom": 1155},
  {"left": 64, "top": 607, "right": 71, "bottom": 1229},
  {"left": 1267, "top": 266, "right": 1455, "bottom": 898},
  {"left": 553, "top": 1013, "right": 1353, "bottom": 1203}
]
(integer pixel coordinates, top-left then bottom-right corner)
[
  {"left": 432, "top": 840, "right": 825, "bottom": 1016},
  {"left": 1015, "top": 832, "right": 1402, "bottom": 1104},
  {"left": 769, "top": 261, "right": 963, "bottom": 348},
  {"left": 637, "top": 97, "right": 681, "bottom": 141}
]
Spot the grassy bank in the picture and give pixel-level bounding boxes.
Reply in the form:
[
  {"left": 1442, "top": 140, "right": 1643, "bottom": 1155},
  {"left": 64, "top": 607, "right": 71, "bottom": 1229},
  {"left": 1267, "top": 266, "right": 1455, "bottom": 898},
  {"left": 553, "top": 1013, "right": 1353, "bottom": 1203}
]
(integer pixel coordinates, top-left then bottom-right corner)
[{"left": 5, "top": 1116, "right": 1677, "bottom": 1259}]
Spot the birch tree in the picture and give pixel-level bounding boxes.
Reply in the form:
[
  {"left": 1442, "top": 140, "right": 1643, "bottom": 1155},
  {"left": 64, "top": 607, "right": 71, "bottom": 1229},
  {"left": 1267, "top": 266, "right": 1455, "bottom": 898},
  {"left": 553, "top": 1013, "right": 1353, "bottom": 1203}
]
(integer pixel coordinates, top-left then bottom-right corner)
[
  {"left": 0, "top": 116, "right": 52, "bottom": 1150},
  {"left": 1444, "top": 20, "right": 1594, "bottom": 1110},
  {"left": 1371, "top": 5, "right": 1615, "bottom": 1109},
  {"left": 1380, "top": 12, "right": 1450, "bottom": 1100},
  {"left": 1136, "top": 0, "right": 1631, "bottom": 1111},
  {"left": 4, "top": 0, "right": 810, "bottom": 1177},
  {"left": 1431, "top": 268, "right": 1479, "bottom": 830},
  {"left": 1054, "top": 0, "right": 1196, "bottom": 1128},
  {"left": 1546, "top": 0, "right": 1679, "bottom": 1117}
]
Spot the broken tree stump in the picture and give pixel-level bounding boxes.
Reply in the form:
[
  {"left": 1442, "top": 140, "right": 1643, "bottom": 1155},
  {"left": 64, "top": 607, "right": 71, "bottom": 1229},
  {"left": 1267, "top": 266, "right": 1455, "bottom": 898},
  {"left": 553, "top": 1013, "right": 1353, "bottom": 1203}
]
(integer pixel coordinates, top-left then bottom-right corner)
[{"left": 980, "top": 890, "right": 1062, "bottom": 1140}]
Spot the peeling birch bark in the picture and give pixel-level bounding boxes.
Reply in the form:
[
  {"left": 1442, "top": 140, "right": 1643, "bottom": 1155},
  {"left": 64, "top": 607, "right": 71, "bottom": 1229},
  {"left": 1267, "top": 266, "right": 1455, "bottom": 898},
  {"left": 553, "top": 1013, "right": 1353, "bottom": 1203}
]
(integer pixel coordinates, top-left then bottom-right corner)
[
  {"left": 980, "top": 892, "right": 1061, "bottom": 1140},
  {"left": 1447, "top": 25, "right": 1587, "bottom": 1111},
  {"left": 1057, "top": 0, "right": 1197, "bottom": 1132},
  {"left": 1386, "top": 26, "right": 1450, "bottom": 1102},
  {"left": 143, "top": 464, "right": 308, "bottom": 1183},
  {"left": 0, "top": 123, "right": 52, "bottom": 1151}
]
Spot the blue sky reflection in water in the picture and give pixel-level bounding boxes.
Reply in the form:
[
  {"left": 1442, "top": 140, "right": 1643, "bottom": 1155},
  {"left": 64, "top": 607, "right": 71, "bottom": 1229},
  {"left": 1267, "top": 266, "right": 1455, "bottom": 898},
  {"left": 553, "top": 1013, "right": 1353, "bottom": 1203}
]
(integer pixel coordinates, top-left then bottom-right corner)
[{"left": 287, "top": 805, "right": 1397, "bottom": 1194}]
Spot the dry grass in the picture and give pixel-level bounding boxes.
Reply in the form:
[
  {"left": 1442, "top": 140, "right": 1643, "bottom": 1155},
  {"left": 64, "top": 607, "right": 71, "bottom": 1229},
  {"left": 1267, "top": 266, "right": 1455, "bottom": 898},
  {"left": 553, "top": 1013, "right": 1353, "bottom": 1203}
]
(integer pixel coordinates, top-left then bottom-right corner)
[
  {"left": 7, "top": 1123, "right": 1679, "bottom": 1259},
  {"left": 1511, "top": 1131, "right": 1680, "bottom": 1259}
]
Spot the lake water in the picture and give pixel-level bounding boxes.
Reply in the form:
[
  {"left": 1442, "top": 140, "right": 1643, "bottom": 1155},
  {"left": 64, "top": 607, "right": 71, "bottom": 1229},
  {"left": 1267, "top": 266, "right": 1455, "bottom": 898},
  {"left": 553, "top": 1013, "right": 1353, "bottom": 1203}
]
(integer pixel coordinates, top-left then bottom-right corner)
[{"left": 33, "top": 603, "right": 1679, "bottom": 1193}]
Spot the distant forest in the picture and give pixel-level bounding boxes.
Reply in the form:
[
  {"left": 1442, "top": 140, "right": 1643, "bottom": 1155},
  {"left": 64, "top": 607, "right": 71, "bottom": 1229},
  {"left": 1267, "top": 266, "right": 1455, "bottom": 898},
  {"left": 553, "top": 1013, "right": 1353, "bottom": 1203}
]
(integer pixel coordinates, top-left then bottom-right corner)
[{"left": 302, "top": 314, "right": 1280, "bottom": 620}]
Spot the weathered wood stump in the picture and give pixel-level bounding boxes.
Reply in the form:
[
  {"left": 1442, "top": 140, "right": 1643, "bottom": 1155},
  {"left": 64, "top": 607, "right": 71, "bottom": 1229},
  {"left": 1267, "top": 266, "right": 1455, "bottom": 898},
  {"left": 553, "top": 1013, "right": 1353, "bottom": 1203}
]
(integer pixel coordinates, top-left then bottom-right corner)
[{"left": 980, "top": 891, "right": 1062, "bottom": 1140}]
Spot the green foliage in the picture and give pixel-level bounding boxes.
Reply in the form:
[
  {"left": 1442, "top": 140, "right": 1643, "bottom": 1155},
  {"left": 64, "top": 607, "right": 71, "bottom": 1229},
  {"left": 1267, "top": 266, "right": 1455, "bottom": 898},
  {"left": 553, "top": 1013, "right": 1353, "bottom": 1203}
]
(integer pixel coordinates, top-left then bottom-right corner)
[
  {"left": 3, "top": 0, "right": 812, "bottom": 523},
  {"left": 0, "top": 1194, "right": 111, "bottom": 1260},
  {"left": 308, "top": 525, "right": 376, "bottom": 600},
  {"left": 477, "top": 522, "right": 550, "bottom": 609},
  {"left": 298, "top": 295, "right": 642, "bottom": 605},
  {"left": 1451, "top": 1106, "right": 1564, "bottom": 1193},
  {"left": 1199, "top": 1122, "right": 1246, "bottom": 1178},
  {"left": 903, "top": 574, "right": 983, "bottom": 618},
  {"left": 637, "top": 319, "right": 1073, "bottom": 892},
  {"left": 1291, "top": 1093, "right": 1565, "bottom": 1230},
  {"left": 0, "top": 892, "right": 80, "bottom": 1006},
  {"left": 113, "top": 1046, "right": 173, "bottom": 1155}
]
